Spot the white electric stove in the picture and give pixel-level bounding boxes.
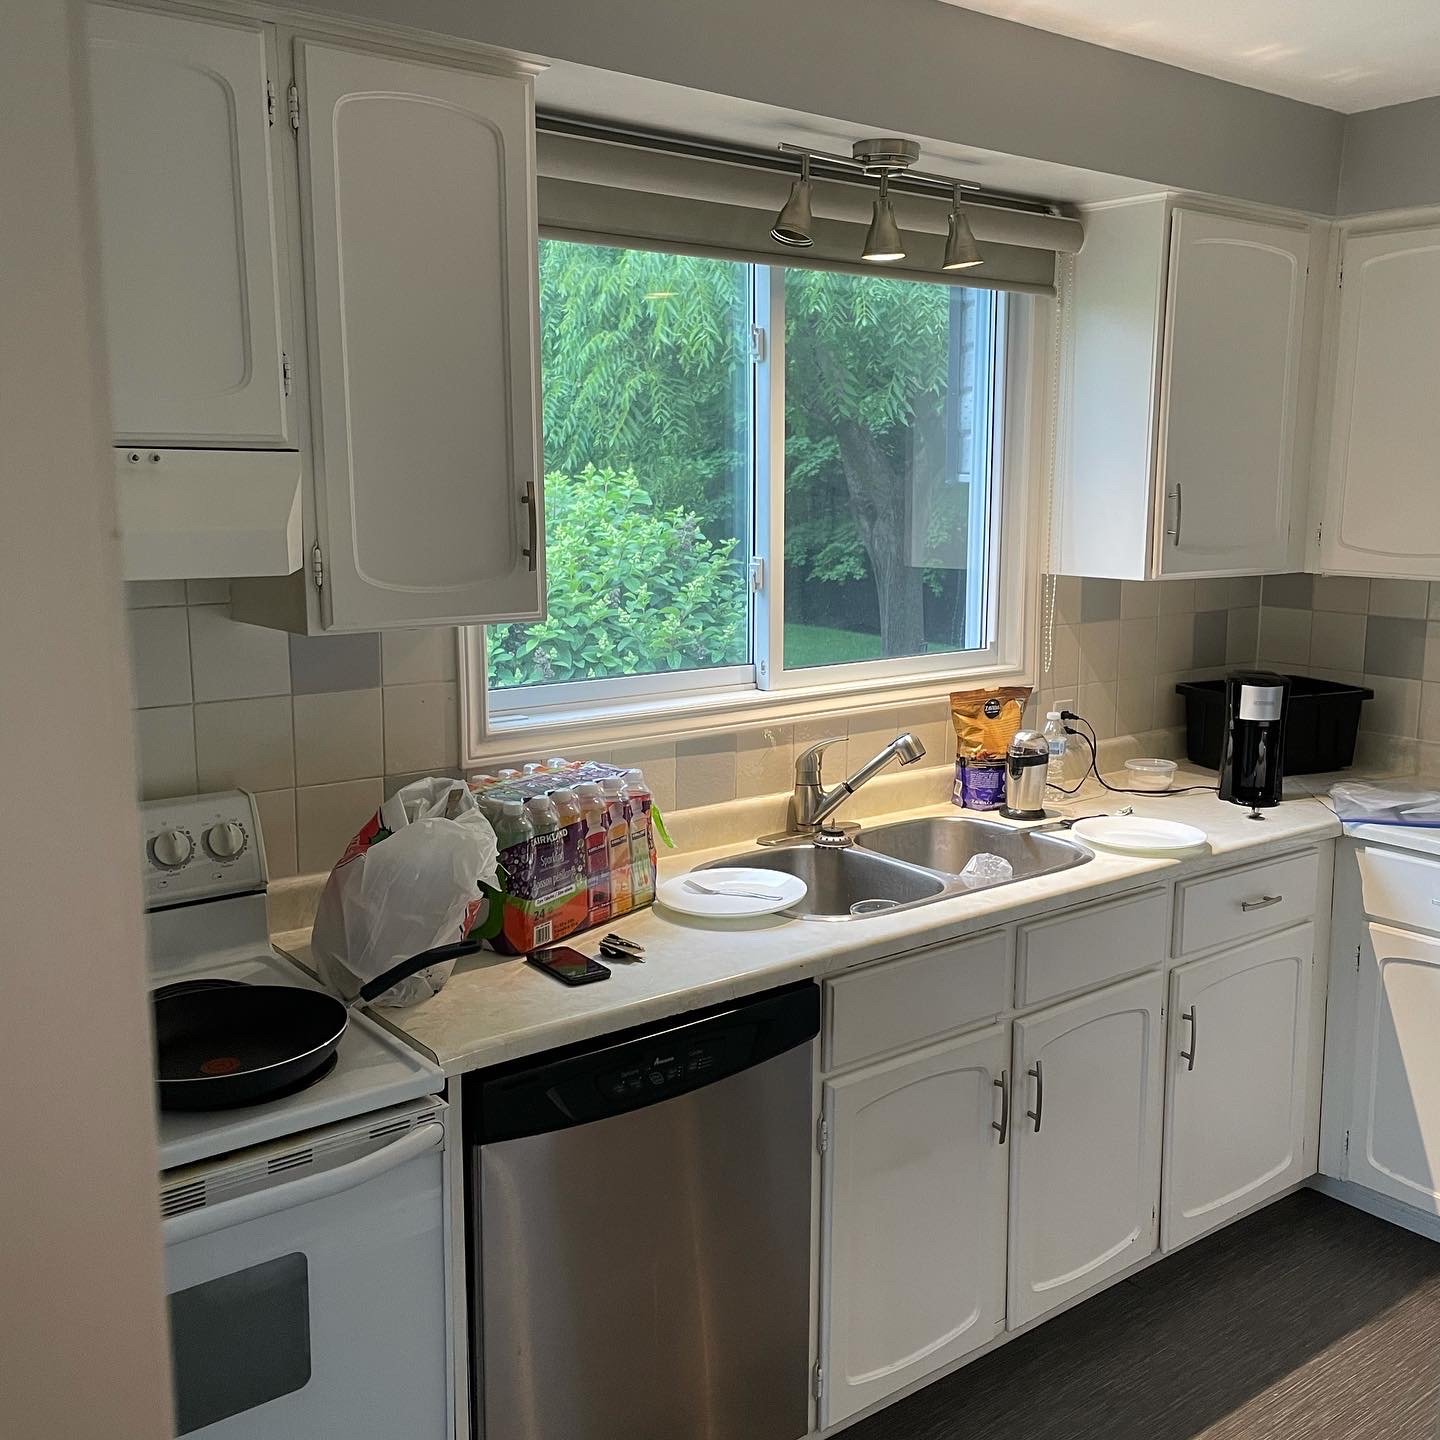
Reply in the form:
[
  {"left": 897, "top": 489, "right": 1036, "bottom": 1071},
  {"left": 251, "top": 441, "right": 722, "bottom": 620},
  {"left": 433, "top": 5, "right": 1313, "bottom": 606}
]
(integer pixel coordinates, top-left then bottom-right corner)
[
  {"left": 143, "top": 790, "right": 444, "bottom": 1170},
  {"left": 142, "top": 792, "right": 452, "bottom": 1439}
]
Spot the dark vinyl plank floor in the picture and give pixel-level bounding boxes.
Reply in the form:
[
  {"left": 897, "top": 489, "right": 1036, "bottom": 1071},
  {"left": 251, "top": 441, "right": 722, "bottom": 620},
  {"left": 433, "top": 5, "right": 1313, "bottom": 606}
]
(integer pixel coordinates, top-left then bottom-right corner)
[{"left": 845, "top": 1191, "right": 1440, "bottom": 1440}]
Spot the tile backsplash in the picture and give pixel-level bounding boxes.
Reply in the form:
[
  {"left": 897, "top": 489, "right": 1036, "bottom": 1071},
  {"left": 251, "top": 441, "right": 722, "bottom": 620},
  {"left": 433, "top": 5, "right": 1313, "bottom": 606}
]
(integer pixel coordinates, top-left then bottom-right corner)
[
  {"left": 126, "top": 580, "right": 460, "bottom": 879},
  {"left": 129, "top": 571, "right": 1268, "bottom": 880},
  {"left": 1257, "top": 575, "right": 1440, "bottom": 749}
]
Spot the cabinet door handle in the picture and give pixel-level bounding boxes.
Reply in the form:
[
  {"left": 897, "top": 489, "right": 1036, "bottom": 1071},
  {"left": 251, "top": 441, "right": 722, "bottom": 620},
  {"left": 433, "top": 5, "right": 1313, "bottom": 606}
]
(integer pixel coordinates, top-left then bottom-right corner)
[
  {"left": 1166, "top": 483, "right": 1183, "bottom": 545},
  {"left": 1180, "top": 1006, "right": 1197, "bottom": 1071},
  {"left": 992, "top": 1070, "right": 1009, "bottom": 1145},
  {"left": 1240, "top": 894, "right": 1283, "bottom": 911},
  {"left": 520, "top": 480, "right": 539, "bottom": 572},
  {"left": 1026, "top": 1060, "right": 1044, "bottom": 1133}
]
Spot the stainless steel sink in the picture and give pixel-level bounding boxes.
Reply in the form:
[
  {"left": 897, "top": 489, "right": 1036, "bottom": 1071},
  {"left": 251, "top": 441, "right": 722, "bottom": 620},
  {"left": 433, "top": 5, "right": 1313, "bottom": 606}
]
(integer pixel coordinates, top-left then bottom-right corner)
[
  {"left": 856, "top": 815, "right": 1092, "bottom": 884},
  {"left": 695, "top": 845, "right": 946, "bottom": 920},
  {"left": 693, "top": 816, "right": 1090, "bottom": 922}
]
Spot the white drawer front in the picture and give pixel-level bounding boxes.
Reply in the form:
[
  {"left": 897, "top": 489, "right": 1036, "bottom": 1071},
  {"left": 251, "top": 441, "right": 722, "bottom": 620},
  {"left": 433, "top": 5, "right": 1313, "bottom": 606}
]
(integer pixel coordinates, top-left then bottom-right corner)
[
  {"left": 1355, "top": 844, "right": 1440, "bottom": 933},
  {"left": 1174, "top": 850, "right": 1319, "bottom": 957},
  {"left": 1015, "top": 887, "right": 1167, "bottom": 1009},
  {"left": 824, "top": 930, "right": 1011, "bottom": 1072}
]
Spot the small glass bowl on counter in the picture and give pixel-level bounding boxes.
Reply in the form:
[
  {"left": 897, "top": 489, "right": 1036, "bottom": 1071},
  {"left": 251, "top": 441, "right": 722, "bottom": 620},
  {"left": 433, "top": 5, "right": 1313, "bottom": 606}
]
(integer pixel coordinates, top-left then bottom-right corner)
[{"left": 1124, "top": 758, "right": 1178, "bottom": 792}]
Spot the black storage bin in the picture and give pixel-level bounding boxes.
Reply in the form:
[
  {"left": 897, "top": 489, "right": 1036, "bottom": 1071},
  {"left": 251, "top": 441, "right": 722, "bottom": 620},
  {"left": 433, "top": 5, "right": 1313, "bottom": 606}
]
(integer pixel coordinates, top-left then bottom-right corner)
[{"left": 1176, "top": 676, "right": 1373, "bottom": 775}]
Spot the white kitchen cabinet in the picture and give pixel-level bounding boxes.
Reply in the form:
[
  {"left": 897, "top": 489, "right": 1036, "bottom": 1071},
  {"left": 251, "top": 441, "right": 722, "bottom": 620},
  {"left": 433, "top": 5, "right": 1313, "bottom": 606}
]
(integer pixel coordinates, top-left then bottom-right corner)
[
  {"left": 1162, "top": 925, "right": 1316, "bottom": 1251},
  {"left": 819, "top": 1026, "right": 1009, "bottom": 1427},
  {"left": 295, "top": 42, "right": 543, "bottom": 631},
  {"left": 1007, "top": 972, "right": 1163, "bottom": 1328},
  {"left": 1059, "top": 197, "right": 1312, "bottom": 579},
  {"left": 1315, "top": 225, "right": 1440, "bottom": 578},
  {"left": 86, "top": 4, "right": 291, "bottom": 449}
]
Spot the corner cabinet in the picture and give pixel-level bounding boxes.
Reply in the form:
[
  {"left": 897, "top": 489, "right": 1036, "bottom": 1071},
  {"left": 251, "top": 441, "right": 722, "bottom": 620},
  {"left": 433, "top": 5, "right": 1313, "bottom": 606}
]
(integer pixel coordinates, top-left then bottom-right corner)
[
  {"left": 85, "top": 4, "right": 292, "bottom": 449},
  {"left": 1059, "top": 197, "right": 1314, "bottom": 580},
  {"left": 1162, "top": 925, "right": 1316, "bottom": 1250},
  {"left": 294, "top": 42, "right": 543, "bottom": 630},
  {"left": 1007, "top": 972, "right": 1164, "bottom": 1328},
  {"left": 818, "top": 1025, "right": 1009, "bottom": 1428},
  {"left": 1314, "top": 225, "right": 1440, "bottom": 579}
]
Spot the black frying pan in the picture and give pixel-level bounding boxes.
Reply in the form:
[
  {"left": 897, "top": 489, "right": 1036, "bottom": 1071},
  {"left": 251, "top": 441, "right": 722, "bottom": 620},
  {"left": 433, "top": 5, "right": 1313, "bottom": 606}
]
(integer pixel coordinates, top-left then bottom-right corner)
[{"left": 153, "top": 942, "right": 476, "bottom": 1111}]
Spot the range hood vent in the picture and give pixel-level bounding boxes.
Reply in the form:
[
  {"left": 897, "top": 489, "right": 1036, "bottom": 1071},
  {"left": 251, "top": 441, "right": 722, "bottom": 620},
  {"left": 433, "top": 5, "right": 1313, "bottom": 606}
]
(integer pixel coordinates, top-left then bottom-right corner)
[{"left": 116, "top": 450, "right": 303, "bottom": 580}]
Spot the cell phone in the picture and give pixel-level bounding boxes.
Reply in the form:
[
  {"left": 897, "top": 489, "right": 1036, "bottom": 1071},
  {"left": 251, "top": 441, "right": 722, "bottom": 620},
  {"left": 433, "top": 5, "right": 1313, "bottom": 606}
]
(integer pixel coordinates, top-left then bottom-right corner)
[{"left": 527, "top": 946, "right": 611, "bottom": 986}]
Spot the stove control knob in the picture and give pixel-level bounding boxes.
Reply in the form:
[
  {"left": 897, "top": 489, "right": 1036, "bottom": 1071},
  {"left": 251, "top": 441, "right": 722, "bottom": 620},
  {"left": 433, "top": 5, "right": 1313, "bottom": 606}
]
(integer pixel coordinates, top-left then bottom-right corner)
[
  {"left": 150, "top": 829, "right": 193, "bottom": 869},
  {"left": 204, "top": 821, "right": 247, "bottom": 860}
]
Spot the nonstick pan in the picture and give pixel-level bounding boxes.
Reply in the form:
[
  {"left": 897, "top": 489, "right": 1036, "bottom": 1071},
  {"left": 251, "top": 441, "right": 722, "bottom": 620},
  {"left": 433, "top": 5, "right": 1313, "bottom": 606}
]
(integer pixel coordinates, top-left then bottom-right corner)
[{"left": 153, "top": 942, "right": 476, "bottom": 1111}]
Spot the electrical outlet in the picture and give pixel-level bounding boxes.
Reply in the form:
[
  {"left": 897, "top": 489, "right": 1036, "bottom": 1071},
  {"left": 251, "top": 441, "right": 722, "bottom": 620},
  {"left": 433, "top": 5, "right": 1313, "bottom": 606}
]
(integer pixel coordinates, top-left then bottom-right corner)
[{"left": 1053, "top": 695, "right": 1076, "bottom": 716}]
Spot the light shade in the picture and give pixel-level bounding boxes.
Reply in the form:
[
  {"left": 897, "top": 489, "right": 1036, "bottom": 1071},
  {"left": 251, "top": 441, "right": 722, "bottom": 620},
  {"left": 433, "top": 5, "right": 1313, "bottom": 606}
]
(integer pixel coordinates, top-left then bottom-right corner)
[
  {"left": 862, "top": 178, "right": 905, "bottom": 263},
  {"left": 771, "top": 177, "right": 815, "bottom": 247},
  {"left": 942, "top": 204, "right": 983, "bottom": 271}
]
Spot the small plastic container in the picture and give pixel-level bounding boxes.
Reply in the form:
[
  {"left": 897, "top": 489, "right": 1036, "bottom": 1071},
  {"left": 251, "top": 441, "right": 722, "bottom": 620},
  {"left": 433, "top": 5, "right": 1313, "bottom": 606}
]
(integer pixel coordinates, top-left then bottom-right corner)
[{"left": 1124, "top": 758, "right": 1177, "bottom": 792}]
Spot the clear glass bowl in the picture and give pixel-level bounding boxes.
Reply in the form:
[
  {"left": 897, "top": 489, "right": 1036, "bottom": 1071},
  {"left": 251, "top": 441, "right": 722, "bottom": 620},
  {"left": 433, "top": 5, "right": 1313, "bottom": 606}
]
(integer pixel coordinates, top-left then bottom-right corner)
[{"left": 1124, "top": 758, "right": 1177, "bottom": 792}]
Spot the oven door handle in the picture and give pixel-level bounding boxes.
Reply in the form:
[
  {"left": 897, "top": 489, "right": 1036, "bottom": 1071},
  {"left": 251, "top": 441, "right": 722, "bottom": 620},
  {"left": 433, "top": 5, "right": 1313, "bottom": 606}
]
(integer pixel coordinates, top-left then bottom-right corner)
[{"left": 164, "top": 1122, "right": 443, "bottom": 1245}]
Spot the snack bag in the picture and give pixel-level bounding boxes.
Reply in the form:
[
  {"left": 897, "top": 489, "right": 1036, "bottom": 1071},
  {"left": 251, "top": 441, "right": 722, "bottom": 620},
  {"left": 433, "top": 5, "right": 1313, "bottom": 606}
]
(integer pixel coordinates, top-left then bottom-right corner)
[{"left": 950, "top": 686, "right": 1031, "bottom": 810}]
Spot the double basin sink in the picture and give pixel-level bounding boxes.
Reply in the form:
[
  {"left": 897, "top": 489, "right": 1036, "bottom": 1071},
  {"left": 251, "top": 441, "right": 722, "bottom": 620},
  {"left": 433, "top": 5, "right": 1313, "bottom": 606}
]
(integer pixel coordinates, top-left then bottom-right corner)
[{"left": 695, "top": 815, "right": 1092, "bottom": 922}]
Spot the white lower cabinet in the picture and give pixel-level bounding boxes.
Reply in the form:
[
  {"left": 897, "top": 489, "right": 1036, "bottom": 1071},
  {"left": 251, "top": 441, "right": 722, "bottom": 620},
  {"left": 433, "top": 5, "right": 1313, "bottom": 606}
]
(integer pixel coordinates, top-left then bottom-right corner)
[
  {"left": 1346, "top": 920, "right": 1440, "bottom": 1214},
  {"left": 1007, "top": 972, "right": 1164, "bottom": 1329},
  {"left": 819, "top": 1025, "right": 1009, "bottom": 1427},
  {"left": 1162, "top": 925, "right": 1316, "bottom": 1250}
]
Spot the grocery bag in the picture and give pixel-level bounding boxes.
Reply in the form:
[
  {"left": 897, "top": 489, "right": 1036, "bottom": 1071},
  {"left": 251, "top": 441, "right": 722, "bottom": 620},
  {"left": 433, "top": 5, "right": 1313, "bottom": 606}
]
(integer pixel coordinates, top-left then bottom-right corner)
[{"left": 312, "top": 778, "right": 500, "bottom": 1007}]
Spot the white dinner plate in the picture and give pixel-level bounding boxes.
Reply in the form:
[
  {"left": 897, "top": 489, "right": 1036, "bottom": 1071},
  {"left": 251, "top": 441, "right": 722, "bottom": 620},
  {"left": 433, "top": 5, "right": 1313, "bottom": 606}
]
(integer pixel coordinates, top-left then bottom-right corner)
[
  {"left": 1068, "top": 816, "right": 1209, "bottom": 856},
  {"left": 657, "top": 868, "right": 808, "bottom": 918}
]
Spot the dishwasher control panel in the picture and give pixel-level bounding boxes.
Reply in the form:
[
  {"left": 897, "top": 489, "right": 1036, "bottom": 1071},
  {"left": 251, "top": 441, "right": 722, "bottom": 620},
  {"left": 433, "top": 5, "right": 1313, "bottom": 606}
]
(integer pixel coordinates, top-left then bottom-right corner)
[{"left": 598, "top": 1031, "right": 736, "bottom": 1102}]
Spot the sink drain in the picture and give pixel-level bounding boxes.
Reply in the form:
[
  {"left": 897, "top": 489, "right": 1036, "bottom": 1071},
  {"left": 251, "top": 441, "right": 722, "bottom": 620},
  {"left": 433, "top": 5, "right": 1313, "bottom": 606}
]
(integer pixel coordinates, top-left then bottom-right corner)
[{"left": 849, "top": 897, "right": 899, "bottom": 916}]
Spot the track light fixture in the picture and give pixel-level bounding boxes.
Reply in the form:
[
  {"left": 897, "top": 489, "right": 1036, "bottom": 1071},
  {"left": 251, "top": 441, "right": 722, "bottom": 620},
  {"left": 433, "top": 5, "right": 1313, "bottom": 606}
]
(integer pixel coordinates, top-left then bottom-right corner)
[
  {"left": 774, "top": 137, "right": 988, "bottom": 273},
  {"left": 942, "top": 187, "right": 983, "bottom": 271},
  {"left": 861, "top": 174, "right": 905, "bottom": 263},
  {"left": 770, "top": 153, "right": 815, "bottom": 247}
]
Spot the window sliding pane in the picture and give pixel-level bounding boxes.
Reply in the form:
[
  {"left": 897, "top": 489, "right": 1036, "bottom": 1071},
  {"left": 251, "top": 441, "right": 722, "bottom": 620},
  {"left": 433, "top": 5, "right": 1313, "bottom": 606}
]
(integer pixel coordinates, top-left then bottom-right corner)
[
  {"left": 488, "top": 241, "right": 752, "bottom": 692},
  {"left": 782, "top": 271, "right": 999, "bottom": 670}
]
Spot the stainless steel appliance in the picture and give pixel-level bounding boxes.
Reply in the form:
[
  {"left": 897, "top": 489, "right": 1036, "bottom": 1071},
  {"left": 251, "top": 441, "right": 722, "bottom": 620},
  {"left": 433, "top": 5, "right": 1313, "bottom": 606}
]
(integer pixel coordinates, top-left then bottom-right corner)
[
  {"left": 469, "top": 982, "right": 820, "bottom": 1440},
  {"left": 1218, "top": 670, "right": 1291, "bottom": 815},
  {"left": 142, "top": 792, "right": 451, "bottom": 1439},
  {"left": 1001, "top": 729, "right": 1050, "bottom": 820}
]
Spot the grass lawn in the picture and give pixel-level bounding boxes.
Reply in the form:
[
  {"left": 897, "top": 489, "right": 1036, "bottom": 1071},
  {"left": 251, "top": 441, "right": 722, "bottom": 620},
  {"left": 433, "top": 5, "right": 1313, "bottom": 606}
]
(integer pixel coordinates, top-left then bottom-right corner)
[{"left": 784, "top": 623, "right": 885, "bottom": 668}]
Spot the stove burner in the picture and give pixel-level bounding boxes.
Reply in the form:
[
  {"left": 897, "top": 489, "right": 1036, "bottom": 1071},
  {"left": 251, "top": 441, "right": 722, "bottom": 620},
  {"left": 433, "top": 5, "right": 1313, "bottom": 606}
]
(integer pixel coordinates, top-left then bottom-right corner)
[{"left": 167, "top": 1050, "right": 341, "bottom": 1111}]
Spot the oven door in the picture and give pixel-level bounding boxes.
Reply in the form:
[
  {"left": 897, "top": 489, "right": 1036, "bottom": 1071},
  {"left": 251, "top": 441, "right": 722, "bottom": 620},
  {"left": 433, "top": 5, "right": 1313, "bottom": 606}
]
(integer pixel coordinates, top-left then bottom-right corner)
[{"left": 162, "top": 1102, "right": 448, "bottom": 1438}]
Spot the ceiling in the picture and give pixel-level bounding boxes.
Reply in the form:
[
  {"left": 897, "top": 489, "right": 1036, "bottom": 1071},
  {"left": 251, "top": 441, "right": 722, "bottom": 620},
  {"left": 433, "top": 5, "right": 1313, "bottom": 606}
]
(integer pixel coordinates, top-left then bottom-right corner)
[{"left": 940, "top": 0, "right": 1440, "bottom": 112}]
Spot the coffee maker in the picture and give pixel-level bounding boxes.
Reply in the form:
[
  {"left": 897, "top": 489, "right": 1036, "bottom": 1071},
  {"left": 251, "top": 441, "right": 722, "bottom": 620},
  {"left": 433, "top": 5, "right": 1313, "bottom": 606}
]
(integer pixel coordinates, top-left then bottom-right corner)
[{"left": 1218, "top": 670, "right": 1290, "bottom": 816}]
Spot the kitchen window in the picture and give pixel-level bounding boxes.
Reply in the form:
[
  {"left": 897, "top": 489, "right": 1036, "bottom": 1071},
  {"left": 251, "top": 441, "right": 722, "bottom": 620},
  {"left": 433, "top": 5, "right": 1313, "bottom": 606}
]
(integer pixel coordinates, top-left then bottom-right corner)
[{"left": 466, "top": 237, "right": 1035, "bottom": 756}]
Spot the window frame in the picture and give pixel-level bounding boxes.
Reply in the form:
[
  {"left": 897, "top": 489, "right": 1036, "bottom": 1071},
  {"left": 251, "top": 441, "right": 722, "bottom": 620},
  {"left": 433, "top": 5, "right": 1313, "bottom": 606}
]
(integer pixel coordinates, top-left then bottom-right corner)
[{"left": 460, "top": 269, "right": 1046, "bottom": 769}]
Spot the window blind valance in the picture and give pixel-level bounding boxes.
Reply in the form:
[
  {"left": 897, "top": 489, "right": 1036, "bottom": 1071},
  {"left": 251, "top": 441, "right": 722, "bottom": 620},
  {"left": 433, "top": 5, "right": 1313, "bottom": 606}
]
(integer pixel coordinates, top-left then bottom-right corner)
[{"left": 536, "top": 128, "right": 1083, "bottom": 295}]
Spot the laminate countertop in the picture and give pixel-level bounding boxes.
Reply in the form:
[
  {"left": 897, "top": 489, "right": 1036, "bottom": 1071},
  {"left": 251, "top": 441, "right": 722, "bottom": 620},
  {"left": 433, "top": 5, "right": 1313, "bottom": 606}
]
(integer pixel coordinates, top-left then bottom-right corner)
[{"left": 276, "top": 766, "right": 1344, "bottom": 1077}]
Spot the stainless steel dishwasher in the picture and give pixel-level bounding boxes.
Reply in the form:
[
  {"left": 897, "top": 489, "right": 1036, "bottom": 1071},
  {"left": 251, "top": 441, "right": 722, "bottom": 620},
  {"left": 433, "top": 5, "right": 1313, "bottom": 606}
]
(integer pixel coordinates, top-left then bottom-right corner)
[{"left": 468, "top": 981, "right": 819, "bottom": 1440}]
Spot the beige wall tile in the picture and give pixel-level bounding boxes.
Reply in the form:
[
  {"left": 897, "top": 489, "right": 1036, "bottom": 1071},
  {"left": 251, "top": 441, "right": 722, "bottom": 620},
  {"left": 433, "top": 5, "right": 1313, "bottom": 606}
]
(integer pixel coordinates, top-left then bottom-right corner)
[
  {"left": 1193, "top": 578, "right": 1232, "bottom": 612},
  {"left": 846, "top": 709, "right": 901, "bottom": 765},
  {"left": 1226, "top": 608, "right": 1259, "bottom": 664},
  {"left": 381, "top": 627, "right": 458, "bottom": 685},
  {"left": 1052, "top": 575, "right": 1082, "bottom": 625},
  {"left": 1039, "top": 623, "right": 1080, "bottom": 690},
  {"left": 1115, "top": 676, "right": 1155, "bottom": 737},
  {"left": 127, "top": 605, "right": 192, "bottom": 708},
  {"left": 609, "top": 739, "right": 678, "bottom": 812},
  {"left": 1118, "top": 617, "right": 1156, "bottom": 677},
  {"left": 1421, "top": 685, "right": 1440, "bottom": 745},
  {"left": 1361, "top": 675, "right": 1422, "bottom": 737},
  {"left": 293, "top": 689, "right": 383, "bottom": 786},
  {"left": 254, "top": 788, "right": 298, "bottom": 878},
  {"left": 735, "top": 725, "right": 793, "bottom": 797},
  {"left": 133, "top": 705, "right": 196, "bottom": 800},
  {"left": 1310, "top": 611, "right": 1368, "bottom": 674},
  {"left": 1120, "top": 580, "right": 1160, "bottom": 619},
  {"left": 194, "top": 696, "right": 295, "bottom": 792},
  {"left": 188, "top": 604, "right": 291, "bottom": 702},
  {"left": 1154, "top": 673, "right": 1187, "bottom": 729},
  {"left": 1369, "top": 578, "right": 1429, "bottom": 618},
  {"left": 382, "top": 682, "right": 459, "bottom": 773},
  {"left": 895, "top": 701, "right": 953, "bottom": 769},
  {"left": 1312, "top": 575, "right": 1370, "bottom": 613},
  {"left": 126, "top": 580, "right": 187, "bottom": 607},
  {"left": 1157, "top": 580, "right": 1196, "bottom": 614},
  {"left": 1426, "top": 622, "right": 1440, "bottom": 683},
  {"left": 296, "top": 779, "right": 383, "bottom": 875},
  {"left": 1078, "top": 620, "right": 1120, "bottom": 685},
  {"left": 675, "top": 733, "right": 738, "bottom": 809},
  {"left": 1156, "top": 611, "right": 1195, "bottom": 671},
  {"left": 1257, "top": 607, "right": 1311, "bottom": 666},
  {"left": 1076, "top": 682, "right": 1116, "bottom": 741}
]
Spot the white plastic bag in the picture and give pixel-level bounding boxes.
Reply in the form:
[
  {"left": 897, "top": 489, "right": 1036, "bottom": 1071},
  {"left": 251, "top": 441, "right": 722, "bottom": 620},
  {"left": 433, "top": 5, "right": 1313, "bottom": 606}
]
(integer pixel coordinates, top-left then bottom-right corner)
[
  {"left": 312, "top": 778, "right": 500, "bottom": 1007},
  {"left": 959, "top": 852, "right": 1015, "bottom": 888}
]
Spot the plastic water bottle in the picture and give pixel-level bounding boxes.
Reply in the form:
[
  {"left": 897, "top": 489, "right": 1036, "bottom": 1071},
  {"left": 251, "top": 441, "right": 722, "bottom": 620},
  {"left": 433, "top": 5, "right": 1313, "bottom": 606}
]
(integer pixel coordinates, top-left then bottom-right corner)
[{"left": 1043, "top": 711, "right": 1069, "bottom": 788}]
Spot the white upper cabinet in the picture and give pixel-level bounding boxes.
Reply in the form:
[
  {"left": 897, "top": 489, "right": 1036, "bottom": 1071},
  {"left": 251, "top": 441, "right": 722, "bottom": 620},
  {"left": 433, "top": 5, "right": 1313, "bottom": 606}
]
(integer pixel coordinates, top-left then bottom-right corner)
[
  {"left": 1060, "top": 198, "right": 1312, "bottom": 579},
  {"left": 295, "top": 42, "right": 542, "bottom": 631},
  {"left": 1007, "top": 972, "right": 1163, "bottom": 1329},
  {"left": 1316, "top": 225, "right": 1440, "bottom": 578},
  {"left": 820, "top": 1026, "right": 1009, "bottom": 1427},
  {"left": 1162, "top": 926, "right": 1316, "bottom": 1251},
  {"left": 86, "top": 5, "right": 291, "bottom": 449}
]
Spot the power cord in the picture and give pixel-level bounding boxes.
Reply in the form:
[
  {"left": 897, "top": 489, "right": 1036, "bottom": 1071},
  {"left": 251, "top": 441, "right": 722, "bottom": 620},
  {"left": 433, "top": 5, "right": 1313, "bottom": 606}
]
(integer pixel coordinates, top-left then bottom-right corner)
[{"left": 1047, "top": 710, "right": 1219, "bottom": 798}]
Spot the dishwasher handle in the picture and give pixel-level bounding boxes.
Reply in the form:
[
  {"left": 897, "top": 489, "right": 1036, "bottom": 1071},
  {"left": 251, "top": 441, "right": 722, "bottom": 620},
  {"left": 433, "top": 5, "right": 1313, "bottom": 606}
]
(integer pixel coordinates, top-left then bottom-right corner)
[{"left": 474, "top": 981, "right": 820, "bottom": 1145}]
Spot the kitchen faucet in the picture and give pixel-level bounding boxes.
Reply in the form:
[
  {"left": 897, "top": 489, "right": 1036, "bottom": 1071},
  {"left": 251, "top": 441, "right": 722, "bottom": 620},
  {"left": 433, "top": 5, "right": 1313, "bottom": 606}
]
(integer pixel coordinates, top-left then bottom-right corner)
[{"left": 761, "top": 732, "right": 926, "bottom": 846}]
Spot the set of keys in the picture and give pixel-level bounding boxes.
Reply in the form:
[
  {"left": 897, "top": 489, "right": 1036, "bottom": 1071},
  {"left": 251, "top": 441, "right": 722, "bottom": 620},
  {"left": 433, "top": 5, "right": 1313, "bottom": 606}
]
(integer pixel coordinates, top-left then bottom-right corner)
[{"left": 597, "top": 933, "right": 645, "bottom": 963}]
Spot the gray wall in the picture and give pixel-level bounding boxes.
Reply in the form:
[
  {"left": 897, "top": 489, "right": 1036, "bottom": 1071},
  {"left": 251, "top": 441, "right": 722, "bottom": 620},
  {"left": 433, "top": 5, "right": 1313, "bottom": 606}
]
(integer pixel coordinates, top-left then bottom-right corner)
[
  {"left": 293, "top": 0, "right": 1344, "bottom": 213},
  {"left": 1339, "top": 97, "right": 1440, "bottom": 214}
]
